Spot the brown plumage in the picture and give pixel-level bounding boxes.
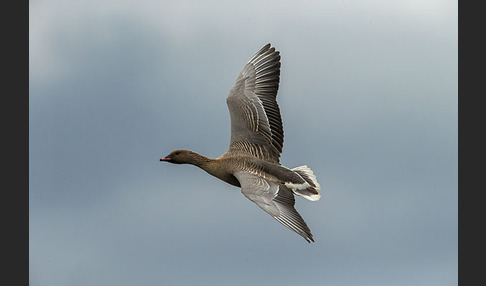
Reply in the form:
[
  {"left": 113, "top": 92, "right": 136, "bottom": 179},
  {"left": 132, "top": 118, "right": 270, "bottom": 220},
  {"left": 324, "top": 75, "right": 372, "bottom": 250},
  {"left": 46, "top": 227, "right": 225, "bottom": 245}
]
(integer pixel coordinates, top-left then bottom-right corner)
[{"left": 160, "top": 44, "right": 321, "bottom": 242}]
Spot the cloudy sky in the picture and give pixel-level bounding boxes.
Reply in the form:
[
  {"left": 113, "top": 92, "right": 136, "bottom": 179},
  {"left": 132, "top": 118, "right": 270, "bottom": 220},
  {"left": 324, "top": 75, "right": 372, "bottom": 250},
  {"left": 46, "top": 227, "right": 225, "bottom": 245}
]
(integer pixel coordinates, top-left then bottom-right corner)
[{"left": 30, "top": 0, "right": 457, "bottom": 285}]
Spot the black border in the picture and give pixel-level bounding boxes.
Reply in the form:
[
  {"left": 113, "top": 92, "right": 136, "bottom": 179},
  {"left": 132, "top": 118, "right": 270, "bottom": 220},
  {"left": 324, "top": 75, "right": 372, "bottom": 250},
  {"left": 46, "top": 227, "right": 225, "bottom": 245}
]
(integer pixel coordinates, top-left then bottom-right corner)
[
  {"left": 458, "top": 1, "right": 472, "bottom": 285},
  {"left": 6, "top": 0, "right": 29, "bottom": 284}
]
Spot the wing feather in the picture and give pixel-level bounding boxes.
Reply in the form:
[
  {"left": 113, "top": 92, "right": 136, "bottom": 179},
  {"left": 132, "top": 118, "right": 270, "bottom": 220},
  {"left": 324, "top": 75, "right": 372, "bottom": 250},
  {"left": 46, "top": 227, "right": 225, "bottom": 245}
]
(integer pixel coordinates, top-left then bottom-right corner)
[
  {"left": 225, "top": 44, "right": 284, "bottom": 163},
  {"left": 234, "top": 172, "right": 314, "bottom": 243}
]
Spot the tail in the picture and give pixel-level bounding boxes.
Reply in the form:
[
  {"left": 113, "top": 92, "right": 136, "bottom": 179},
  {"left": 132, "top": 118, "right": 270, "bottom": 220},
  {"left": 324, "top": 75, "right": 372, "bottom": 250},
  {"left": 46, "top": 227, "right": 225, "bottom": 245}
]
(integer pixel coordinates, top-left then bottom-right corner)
[{"left": 290, "top": 165, "right": 321, "bottom": 201}]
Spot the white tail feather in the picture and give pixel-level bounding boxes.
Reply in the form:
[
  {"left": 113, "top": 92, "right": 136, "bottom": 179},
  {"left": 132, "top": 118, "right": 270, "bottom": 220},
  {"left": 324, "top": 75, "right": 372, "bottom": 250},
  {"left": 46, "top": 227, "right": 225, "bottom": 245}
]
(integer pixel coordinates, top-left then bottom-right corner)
[
  {"left": 289, "top": 165, "right": 322, "bottom": 201},
  {"left": 292, "top": 165, "right": 321, "bottom": 190}
]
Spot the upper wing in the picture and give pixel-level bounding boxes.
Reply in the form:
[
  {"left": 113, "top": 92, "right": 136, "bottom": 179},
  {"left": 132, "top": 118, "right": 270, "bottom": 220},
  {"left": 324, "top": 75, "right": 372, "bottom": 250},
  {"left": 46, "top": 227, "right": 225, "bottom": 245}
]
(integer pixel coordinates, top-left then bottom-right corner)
[
  {"left": 234, "top": 172, "right": 314, "bottom": 243},
  {"left": 225, "top": 44, "right": 284, "bottom": 163}
]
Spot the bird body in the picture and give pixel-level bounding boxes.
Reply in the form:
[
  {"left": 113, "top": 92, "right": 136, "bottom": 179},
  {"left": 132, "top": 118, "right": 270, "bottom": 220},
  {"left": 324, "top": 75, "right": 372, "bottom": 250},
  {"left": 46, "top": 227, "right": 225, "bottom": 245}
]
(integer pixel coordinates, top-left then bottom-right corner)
[{"left": 161, "top": 44, "right": 322, "bottom": 242}]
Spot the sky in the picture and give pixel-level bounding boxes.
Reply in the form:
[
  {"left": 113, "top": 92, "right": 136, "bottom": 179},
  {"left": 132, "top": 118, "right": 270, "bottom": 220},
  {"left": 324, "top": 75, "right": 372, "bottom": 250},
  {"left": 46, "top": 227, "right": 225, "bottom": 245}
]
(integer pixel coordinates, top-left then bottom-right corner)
[{"left": 29, "top": 0, "right": 458, "bottom": 285}]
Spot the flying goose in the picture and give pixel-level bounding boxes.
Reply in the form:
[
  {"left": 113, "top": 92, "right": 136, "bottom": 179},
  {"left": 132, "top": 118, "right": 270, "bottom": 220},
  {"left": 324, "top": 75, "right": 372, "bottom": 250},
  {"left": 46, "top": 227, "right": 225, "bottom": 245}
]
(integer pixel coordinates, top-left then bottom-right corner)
[{"left": 160, "top": 44, "right": 321, "bottom": 242}]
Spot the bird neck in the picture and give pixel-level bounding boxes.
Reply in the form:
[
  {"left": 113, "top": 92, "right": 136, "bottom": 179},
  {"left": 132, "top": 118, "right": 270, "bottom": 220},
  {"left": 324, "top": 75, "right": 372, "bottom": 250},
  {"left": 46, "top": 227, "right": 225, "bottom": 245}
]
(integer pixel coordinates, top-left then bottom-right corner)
[
  {"left": 187, "top": 152, "right": 213, "bottom": 169},
  {"left": 187, "top": 152, "right": 240, "bottom": 186}
]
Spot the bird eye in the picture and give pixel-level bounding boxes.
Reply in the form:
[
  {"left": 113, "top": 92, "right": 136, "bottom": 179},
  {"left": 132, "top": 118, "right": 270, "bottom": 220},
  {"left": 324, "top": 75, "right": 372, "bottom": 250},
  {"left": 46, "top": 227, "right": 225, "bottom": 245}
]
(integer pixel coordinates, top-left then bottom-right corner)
[{"left": 175, "top": 151, "right": 181, "bottom": 155}]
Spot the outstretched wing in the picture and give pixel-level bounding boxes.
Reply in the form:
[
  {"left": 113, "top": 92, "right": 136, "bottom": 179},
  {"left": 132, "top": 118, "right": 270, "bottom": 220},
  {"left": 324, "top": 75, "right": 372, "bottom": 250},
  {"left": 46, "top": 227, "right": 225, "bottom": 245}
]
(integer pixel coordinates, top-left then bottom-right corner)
[
  {"left": 225, "top": 44, "right": 284, "bottom": 163},
  {"left": 234, "top": 172, "right": 314, "bottom": 243}
]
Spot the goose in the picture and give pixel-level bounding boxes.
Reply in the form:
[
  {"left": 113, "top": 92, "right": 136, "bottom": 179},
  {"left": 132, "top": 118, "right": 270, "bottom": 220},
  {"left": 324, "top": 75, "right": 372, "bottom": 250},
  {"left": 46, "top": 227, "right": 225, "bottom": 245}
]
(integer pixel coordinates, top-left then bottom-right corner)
[{"left": 160, "top": 44, "right": 321, "bottom": 242}]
